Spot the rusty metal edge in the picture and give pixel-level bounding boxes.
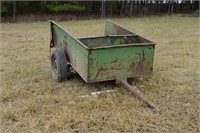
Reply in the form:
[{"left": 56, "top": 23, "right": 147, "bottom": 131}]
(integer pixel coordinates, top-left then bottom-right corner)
[{"left": 49, "top": 20, "right": 90, "bottom": 50}]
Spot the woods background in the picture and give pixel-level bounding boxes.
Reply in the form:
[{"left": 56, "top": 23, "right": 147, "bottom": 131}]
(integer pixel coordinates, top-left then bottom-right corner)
[{"left": 1, "top": 0, "right": 199, "bottom": 22}]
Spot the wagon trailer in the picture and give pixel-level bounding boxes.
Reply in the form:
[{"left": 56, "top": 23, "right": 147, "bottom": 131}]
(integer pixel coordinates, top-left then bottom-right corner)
[{"left": 50, "top": 20, "right": 156, "bottom": 109}]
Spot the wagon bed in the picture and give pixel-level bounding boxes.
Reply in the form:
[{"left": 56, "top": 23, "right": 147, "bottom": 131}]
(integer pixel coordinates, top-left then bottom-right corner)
[{"left": 50, "top": 20, "right": 155, "bottom": 83}]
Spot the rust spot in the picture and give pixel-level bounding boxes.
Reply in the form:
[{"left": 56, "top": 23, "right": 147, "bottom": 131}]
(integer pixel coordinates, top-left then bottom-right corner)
[
  {"left": 136, "top": 50, "right": 146, "bottom": 75},
  {"left": 94, "top": 67, "right": 107, "bottom": 80}
]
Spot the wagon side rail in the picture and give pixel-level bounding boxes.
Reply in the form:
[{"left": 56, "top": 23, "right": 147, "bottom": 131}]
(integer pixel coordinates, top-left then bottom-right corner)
[
  {"left": 49, "top": 20, "right": 87, "bottom": 49},
  {"left": 49, "top": 20, "right": 89, "bottom": 82},
  {"left": 105, "top": 19, "right": 135, "bottom": 36}
]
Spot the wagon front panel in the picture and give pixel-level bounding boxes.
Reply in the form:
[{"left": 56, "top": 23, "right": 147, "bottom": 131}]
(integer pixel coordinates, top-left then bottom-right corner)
[{"left": 87, "top": 45, "right": 155, "bottom": 83}]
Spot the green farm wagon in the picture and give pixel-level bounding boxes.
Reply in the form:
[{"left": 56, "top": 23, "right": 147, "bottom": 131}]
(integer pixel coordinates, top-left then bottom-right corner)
[{"left": 50, "top": 20, "right": 156, "bottom": 108}]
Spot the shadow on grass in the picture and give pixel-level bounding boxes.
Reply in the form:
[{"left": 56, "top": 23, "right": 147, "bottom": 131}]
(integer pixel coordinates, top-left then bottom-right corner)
[{"left": 66, "top": 71, "right": 146, "bottom": 91}]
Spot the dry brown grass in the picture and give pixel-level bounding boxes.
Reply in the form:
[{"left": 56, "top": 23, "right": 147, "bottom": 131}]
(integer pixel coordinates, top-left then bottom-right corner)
[{"left": 0, "top": 16, "right": 199, "bottom": 132}]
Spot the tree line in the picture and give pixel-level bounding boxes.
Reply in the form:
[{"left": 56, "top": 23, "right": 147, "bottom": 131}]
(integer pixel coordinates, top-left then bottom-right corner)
[{"left": 1, "top": 1, "right": 199, "bottom": 22}]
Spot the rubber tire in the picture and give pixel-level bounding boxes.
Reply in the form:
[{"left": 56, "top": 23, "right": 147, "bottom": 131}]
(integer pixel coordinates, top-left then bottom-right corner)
[{"left": 51, "top": 49, "right": 68, "bottom": 82}]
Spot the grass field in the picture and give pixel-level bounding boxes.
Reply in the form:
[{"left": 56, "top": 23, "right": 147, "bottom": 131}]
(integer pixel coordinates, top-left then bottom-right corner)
[{"left": 0, "top": 16, "right": 199, "bottom": 132}]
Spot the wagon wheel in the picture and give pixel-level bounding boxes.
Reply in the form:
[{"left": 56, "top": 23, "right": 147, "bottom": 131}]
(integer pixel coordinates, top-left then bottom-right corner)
[{"left": 51, "top": 49, "right": 68, "bottom": 82}]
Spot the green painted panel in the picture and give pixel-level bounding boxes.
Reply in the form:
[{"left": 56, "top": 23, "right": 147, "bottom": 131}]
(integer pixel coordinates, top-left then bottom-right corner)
[
  {"left": 50, "top": 20, "right": 155, "bottom": 83},
  {"left": 52, "top": 22, "right": 88, "bottom": 81},
  {"left": 88, "top": 45, "right": 155, "bottom": 82},
  {"left": 105, "top": 20, "right": 135, "bottom": 35}
]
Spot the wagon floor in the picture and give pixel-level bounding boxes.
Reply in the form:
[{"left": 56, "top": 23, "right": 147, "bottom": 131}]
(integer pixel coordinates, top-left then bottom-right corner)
[{"left": 79, "top": 35, "right": 150, "bottom": 48}]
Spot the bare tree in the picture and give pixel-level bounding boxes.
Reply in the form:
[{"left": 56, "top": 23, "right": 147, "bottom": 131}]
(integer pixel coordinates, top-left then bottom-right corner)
[
  {"left": 157, "top": 1, "right": 161, "bottom": 15},
  {"left": 101, "top": 0, "right": 106, "bottom": 18},
  {"left": 171, "top": 1, "right": 174, "bottom": 15},
  {"left": 120, "top": 1, "right": 124, "bottom": 16},
  {"left": 109, "top": 2, "right": 113, "bottom": 17},
  {"left": 13, "top": 1, "right": 16, "bottom": 22},
  {"left": 168, "top": 1, "right": 171, "bottom": 15},
  {"left": 129, "top": 1, "right": 133, "bottom": 17}
]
